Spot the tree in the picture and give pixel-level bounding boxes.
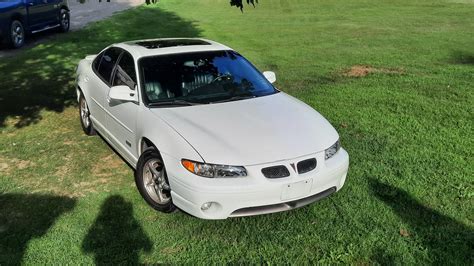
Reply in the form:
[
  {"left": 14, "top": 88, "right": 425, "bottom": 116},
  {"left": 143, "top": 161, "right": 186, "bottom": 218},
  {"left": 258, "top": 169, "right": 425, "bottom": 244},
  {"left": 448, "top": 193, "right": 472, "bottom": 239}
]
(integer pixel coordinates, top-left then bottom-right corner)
[{"left": 230, "top": 0, "right": 259, "bottom": 12}]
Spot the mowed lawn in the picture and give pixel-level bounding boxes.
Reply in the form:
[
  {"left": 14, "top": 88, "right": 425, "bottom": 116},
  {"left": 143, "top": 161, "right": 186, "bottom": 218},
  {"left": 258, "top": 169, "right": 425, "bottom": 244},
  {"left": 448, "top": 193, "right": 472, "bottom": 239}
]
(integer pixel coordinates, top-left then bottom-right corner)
[{"left": 0, "top": 0, "right": 473, "bottom": 264}]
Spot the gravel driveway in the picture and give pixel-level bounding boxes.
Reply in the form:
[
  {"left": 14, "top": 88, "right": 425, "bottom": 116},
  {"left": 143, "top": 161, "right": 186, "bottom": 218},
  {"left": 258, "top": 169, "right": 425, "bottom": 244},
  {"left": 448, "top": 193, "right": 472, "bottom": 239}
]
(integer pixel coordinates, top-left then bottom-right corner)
[
  {"left": 0, "top": 0, "right": 144, "bottom": 58},
  {"left": 69, "top": 0, "right": 143, "bottom": 31}
]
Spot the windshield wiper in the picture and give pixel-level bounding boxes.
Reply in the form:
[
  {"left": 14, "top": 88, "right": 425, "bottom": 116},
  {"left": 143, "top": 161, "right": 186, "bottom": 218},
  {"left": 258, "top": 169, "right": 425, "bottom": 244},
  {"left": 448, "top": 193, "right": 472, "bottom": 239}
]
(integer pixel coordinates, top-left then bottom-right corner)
[
  {"left": 148, "top": 99, "right": 201, "bottom": 107},
  {"left": 210, "top": 95, "right": 256, "bottom": 104}
]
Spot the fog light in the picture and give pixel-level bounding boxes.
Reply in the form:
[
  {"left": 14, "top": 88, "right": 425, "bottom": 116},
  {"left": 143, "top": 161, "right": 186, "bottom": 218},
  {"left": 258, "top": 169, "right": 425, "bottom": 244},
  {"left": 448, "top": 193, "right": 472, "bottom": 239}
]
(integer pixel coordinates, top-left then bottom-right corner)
[{"left": 201, "top": 202, "right": 213, "bottom": 211}]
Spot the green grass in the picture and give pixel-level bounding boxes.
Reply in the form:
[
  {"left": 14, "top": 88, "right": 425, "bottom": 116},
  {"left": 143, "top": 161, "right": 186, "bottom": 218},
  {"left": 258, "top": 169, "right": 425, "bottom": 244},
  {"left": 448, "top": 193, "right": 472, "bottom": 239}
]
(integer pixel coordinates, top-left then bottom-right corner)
[{"left": 1, "top": 0, "right": 473, "bottom": 264}]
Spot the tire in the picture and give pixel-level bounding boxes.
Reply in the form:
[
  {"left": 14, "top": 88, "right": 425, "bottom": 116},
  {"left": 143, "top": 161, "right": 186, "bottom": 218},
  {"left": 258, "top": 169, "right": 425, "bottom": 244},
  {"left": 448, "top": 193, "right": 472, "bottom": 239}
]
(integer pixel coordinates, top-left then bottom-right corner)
[
  {"left": 78, "top": 92, "right": 96, "bottom": 136},
  {"left": 58, "top": 9, "right": 70, "bottom": 33},
  {"left": 135, "top": 147, "right": 176, "bottom": 213},
  {"left": 7, "top": 20, "right": 25, "bottom": 49}
]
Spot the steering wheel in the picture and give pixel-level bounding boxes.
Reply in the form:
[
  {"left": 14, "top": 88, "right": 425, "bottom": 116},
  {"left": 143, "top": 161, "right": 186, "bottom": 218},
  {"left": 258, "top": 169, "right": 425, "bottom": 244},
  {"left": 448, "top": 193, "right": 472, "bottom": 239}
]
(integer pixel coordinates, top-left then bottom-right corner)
[{"left": 209, "top": 73, "right": 232, "bottom": 84}]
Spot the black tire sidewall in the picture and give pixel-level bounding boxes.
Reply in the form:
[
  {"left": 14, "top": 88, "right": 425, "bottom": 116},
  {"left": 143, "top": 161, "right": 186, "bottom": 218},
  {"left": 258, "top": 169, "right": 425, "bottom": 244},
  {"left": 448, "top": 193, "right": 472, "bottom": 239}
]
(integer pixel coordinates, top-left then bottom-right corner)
[
  {"left": 78, "top": 92, "right": 95, "bottom": 136},
  {"left": 9, "top": 20, "right": 24, "bottom": 49},
  {"left": 135, "top": 147, "right": 176, "bottom": 213}
]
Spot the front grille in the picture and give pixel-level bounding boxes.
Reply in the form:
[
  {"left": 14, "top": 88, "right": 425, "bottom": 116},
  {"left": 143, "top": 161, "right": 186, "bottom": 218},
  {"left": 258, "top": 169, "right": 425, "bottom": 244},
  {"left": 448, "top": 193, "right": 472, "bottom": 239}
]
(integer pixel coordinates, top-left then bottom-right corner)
[
  {"left": 261, "top": 165, "right": 290, "bottom": 178},
  {"left": 297, "top": 158, "right": 317, "bottom": 174}
]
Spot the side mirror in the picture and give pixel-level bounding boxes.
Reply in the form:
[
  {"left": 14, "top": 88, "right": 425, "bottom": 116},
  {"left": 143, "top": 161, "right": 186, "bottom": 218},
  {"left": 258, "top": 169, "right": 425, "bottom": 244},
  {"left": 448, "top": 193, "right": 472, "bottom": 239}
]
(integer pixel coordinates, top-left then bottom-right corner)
[
  {"left": 263, "top": 71, "right": 276, "bottom": 84},
  {"left": 108, "top": 85, "right": 138, "bottom": 103}
]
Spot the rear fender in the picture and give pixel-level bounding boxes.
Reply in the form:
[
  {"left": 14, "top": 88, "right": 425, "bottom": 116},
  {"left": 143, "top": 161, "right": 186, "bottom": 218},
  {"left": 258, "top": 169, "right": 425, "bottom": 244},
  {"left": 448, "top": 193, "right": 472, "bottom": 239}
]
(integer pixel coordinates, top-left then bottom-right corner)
[{"left": 75, "top": 58, "right": 95, "bottom": 102}]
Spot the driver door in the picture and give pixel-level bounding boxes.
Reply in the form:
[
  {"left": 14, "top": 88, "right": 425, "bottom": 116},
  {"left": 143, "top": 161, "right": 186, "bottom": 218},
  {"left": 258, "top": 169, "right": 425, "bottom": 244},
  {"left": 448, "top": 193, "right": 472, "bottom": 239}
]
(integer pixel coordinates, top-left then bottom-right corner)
[
  {"left": 106, "top": 51, "right": 139, "bottom": 163},
  {"left": 26, "top": 0, "right": 56, "bottom": 29},
  {"left": 88, "top": 47, "right": 122, "bottom": 134}
]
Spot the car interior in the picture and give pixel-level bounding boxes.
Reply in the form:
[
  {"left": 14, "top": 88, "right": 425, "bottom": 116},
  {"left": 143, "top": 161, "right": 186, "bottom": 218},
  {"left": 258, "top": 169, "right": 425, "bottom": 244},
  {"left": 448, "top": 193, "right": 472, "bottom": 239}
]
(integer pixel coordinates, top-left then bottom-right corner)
[{"left": 143, "top": 61, "right": 216, "bottom": 101}]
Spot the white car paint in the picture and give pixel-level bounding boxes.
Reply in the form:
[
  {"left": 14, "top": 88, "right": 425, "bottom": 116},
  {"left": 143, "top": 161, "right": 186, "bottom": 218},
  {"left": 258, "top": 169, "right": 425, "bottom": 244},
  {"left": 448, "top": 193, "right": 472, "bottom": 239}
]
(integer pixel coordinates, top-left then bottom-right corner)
[
  {"left": 151, "top": 92, "right": 339, "bottom": 166},
  {"left": 76, "top": 38, "right": 349, "bottom": 219}
]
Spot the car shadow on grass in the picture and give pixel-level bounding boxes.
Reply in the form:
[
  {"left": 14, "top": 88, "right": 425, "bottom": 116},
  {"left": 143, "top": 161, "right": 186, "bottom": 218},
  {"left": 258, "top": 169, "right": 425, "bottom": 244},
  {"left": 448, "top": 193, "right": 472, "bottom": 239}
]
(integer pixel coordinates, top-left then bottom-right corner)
[
  {"left": 0, "top": 194, "right": 76, "bottom": 264},
  {"left": 82, "top": 195, "right": 152, "bottom": 265},
  {"left": 0, "top": 5, "right": 201, "bottom": 128},
  {"left": 369, "top": 179, "right": 474, "bottom": 264}
]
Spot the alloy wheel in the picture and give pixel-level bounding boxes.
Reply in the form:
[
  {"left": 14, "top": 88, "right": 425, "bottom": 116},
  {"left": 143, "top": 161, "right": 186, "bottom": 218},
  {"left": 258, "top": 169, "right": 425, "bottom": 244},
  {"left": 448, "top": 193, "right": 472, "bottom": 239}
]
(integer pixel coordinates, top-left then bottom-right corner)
[
  {"left": 143, "top": 158, "right": 171, "bottom": 205},
  {"left": 11, "top": 22, "right": 24, "bottom": 47},
  {"left": 80, "top": 98, "right": 91, "bottom": 128},
  {"left": 61, "top": 12, "right": 69, "bottom": 29}
]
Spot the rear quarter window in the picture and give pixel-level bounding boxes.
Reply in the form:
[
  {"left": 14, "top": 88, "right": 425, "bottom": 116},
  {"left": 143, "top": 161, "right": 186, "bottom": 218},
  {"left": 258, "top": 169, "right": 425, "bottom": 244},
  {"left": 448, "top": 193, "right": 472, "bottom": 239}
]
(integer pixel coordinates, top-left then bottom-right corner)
[{"left": 92, "top": 52, "right": 103, "bottom": 72}]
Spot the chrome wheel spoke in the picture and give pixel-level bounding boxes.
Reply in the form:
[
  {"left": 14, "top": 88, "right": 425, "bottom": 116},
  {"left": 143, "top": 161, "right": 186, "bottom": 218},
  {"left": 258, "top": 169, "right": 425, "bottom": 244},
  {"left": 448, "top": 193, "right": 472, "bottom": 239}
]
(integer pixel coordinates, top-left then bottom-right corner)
[
  {"left": 146, "top": 178, "right": 154, "bottom": 187},
  {"left": 147, "top": 161, "right": 162, "bottom": 177},
  {"left": 157, "top": 189, "right": 166, "bottom": 202},
  {"left": 143, "top": 158, "right": 171, "bottom": 205}
]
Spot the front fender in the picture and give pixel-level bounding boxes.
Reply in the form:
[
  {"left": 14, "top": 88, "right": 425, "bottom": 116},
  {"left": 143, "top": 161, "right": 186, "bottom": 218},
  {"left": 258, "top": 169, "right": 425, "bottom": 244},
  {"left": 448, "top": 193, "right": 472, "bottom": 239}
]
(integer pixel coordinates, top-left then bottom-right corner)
[{"left": 137, "top": 107, "right": 204, "bottom": 168}]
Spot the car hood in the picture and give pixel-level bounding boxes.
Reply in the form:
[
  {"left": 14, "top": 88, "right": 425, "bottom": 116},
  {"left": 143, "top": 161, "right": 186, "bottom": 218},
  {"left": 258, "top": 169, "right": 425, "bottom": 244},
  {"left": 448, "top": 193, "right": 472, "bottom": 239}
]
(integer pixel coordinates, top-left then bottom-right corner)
[
  {"left": 0, "top": 1, "right": 21, "bottom": 11},
  {"left": 150, "top": 92, "right": 339, "bottom": 166}
]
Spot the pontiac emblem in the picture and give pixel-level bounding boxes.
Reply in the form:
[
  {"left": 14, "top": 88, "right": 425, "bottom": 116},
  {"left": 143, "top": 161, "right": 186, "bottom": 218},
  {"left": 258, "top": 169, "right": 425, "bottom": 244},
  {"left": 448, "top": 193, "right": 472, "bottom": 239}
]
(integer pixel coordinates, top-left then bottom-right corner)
[{"left": 290, "top": 163, "right": 296, "bottom": 172}]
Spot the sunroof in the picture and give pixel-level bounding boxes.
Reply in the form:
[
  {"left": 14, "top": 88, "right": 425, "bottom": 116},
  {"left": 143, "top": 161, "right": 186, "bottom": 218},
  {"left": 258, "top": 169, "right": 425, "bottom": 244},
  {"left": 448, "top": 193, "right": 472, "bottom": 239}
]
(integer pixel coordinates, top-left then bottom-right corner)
[{"left": 133, "top": 39, "right": 211, "bottom": 49}]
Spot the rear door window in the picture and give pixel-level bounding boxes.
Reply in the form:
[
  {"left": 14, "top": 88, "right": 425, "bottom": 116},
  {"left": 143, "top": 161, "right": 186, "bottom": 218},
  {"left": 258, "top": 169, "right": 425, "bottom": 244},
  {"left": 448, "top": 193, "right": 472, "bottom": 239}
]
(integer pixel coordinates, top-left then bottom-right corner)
[{"left": 97, "top": 47, "right": 122, "bottom": 84}]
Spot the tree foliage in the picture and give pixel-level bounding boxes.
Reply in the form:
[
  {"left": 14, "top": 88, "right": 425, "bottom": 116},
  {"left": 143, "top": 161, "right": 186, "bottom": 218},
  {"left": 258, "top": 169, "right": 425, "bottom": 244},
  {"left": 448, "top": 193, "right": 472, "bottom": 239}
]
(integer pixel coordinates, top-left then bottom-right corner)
[{"left": 230, "top": 0, "right": 259, "bottom": 12}]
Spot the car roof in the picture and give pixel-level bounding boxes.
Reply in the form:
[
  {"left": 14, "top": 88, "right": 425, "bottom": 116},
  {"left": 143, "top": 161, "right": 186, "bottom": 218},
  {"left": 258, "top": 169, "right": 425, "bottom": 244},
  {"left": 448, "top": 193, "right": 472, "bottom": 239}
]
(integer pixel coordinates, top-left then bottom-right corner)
[{"left": 112, "top": 38, "right": 234, "bottom": 59}]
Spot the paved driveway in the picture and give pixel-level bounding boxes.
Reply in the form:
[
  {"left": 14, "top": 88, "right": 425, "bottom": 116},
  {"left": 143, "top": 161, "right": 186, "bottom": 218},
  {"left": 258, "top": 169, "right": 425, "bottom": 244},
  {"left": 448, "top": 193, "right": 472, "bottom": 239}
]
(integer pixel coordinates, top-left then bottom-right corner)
[{"left": 0, "top": 0, "right": 144, "bottom": 58}]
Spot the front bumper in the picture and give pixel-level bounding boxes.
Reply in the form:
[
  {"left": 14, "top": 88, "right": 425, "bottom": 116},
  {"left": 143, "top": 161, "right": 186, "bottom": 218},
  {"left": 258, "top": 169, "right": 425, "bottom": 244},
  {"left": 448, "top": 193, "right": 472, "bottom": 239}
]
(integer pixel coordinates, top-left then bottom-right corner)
[{"left": 162, "top": 148, "right": 349, "bottom": 219}]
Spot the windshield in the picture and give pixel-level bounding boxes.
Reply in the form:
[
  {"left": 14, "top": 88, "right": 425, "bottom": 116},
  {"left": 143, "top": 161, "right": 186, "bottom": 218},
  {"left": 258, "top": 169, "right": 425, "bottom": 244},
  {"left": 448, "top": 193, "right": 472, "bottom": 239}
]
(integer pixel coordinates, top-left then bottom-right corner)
[{"left": 139, "top": 50, "right": 277, "bottom": 106}]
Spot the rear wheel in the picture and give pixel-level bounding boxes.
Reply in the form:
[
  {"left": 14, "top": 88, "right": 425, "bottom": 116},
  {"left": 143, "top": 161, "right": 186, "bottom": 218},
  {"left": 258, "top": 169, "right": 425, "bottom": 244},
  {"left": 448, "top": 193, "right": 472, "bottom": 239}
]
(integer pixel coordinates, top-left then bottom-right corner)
[
  {"left": 7, "top": 20, "right": 25, "bottom": 49},
  {"left": 58, "top": 9, "right": 70, "bottom": 32},
  {"left": 79, "top": 92, "right": 96, "bottom": 136},
  {"left": 135, "top": 147, "right": 176, "bottom": 213}
]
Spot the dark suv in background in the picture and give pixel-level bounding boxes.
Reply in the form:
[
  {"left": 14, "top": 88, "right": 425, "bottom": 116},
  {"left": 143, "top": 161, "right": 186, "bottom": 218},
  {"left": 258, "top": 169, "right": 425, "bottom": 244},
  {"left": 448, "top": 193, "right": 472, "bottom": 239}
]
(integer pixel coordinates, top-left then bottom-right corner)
[{"left": 0, "top": 0, "right": 69, "bottom": 48}]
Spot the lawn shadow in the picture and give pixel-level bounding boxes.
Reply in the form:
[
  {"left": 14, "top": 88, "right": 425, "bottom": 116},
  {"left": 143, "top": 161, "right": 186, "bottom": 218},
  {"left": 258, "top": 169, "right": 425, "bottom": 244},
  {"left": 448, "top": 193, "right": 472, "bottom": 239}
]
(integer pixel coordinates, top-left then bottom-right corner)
[
  {"left": 450, "top": 51, "right": 474, "bottom": 65},
  {"left": 0, "top": 6, "right": 201, "bottom": 128},
  {"left": 369, "top": 248, "right": 397, "bottom": 266},
  {"left": 369, "top": 179, "right": 474, "bottom": 264},
  {"left": 0, "top": 29, "right": 57, "bottom": 54},
  {"left": 82, "top": 195, "right": 152, "bottom": 265},
  {"left": 0, "top": 194, "right": 76, "bottom": 264}
]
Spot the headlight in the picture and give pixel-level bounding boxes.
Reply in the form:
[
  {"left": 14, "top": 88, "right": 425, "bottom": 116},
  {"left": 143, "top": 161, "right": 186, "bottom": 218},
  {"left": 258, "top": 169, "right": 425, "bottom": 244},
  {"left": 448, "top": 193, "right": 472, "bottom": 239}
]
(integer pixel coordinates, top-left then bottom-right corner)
[
  {"left": 325, "top": 140, "right": 341, "bottom": 160},
  {"left": 181, "top": 159, "right": 247, "bottom": 178}
]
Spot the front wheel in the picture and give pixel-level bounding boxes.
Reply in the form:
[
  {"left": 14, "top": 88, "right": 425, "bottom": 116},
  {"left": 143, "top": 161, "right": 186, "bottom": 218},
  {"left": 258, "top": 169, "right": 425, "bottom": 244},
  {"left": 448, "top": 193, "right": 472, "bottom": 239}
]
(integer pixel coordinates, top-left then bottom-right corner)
[
  {"left": 135, "top": 147, "right": 176, "bottom": 213},
  {"left": 79, "top": 92, "right": 96, "bottom": 136},
  {"left": 8, "top": 20, "right": 25, "bottom": 49},
  {"left": 58, "top": 9, "right": 70, "bottom": 32}
]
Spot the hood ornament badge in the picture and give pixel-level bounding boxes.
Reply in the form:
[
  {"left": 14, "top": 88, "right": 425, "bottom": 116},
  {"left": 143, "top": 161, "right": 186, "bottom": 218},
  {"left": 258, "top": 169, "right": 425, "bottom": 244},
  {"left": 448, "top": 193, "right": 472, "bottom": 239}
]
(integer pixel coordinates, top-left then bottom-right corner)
[{"left": 290, "top": 163, "right": 296, "bottom": 172}]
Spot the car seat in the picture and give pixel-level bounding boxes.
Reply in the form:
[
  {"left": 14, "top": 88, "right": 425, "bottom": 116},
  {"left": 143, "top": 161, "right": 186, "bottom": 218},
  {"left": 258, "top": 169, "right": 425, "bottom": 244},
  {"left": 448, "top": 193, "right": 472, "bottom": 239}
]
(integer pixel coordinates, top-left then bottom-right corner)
[{"left": 145, "top": 81, "right": 175, "bottom": 100}]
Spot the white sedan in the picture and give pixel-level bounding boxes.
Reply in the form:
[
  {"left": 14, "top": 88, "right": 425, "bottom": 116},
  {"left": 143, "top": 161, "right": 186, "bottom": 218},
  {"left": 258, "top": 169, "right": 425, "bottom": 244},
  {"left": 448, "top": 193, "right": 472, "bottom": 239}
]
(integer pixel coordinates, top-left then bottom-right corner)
[{"left": 75, "top": 38, "right": 349, "bottom": 219}]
